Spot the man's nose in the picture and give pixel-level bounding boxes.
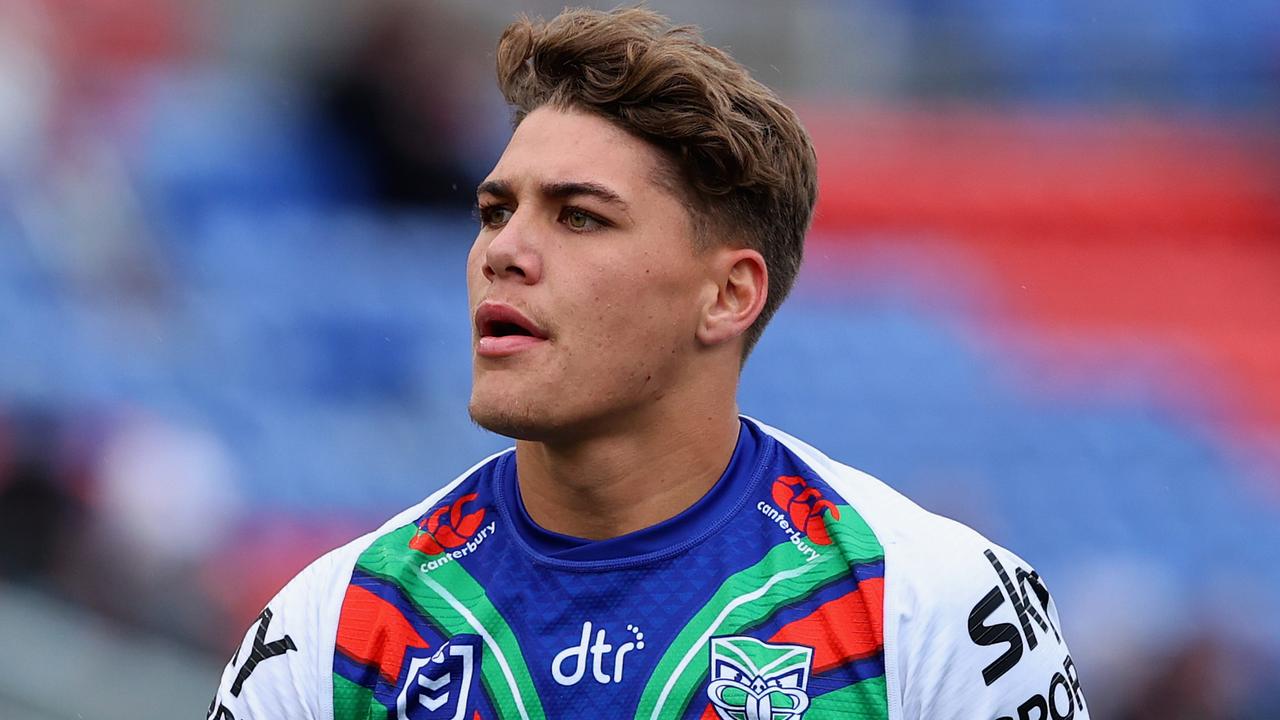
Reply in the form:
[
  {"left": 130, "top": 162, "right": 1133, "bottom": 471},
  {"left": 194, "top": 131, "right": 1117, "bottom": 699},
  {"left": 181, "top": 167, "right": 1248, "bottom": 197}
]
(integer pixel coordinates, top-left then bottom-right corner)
[{"left": 483, "top": 212, "right": 543, "bottom": 285}]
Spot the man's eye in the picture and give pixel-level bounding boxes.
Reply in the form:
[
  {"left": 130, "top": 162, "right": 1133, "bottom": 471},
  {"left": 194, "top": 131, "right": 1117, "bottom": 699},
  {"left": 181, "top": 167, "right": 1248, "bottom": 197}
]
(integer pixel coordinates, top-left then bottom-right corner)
[
  {"left": 478, "top": 206, "right": 512, "bottom": 227},
  {"left": 562, "top": 208, "right": 603, "bottom": 231}
]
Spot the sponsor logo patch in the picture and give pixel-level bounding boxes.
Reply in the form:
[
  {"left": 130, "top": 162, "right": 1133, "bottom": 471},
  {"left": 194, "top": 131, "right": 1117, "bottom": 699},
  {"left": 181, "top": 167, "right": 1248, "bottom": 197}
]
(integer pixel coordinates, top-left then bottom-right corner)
[
  {"left": 968, "top": 548, "right": 1062, "bottom": 686},
  {"left": 757, "top": 475, "right": 840, "bottom": 562},
  {"left": 411, "top": 493, "right": 495, "bottom": 568},
  {"left": 994, "top": 655, "right": 1087, "bottom": 720},
  {"left": 552, "top": 621, "right": 645, "bottom": 686},
  {"left": 207, "top": 607, "right": 296, "bottom": 720}
]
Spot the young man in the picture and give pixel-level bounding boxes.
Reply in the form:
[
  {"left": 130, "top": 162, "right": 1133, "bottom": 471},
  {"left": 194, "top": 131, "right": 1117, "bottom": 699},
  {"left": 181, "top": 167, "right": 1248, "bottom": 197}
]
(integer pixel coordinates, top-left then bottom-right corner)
[{"left": 210, "top": 8, "right": 1088, "bottom": 720}]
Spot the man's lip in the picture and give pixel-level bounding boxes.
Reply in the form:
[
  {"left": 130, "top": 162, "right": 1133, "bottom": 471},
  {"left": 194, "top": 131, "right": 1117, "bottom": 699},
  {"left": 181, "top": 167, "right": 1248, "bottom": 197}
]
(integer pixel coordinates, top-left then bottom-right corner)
[
  {"left": 476, "top": 334, "right": 547, "bottom": 358},
  {"left": 474, "top": 301, "right": 548, "bottom": 342}
]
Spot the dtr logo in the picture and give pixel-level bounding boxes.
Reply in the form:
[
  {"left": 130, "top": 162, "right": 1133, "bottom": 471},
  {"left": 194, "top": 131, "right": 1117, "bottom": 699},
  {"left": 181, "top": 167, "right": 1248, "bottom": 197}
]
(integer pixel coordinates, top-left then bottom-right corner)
[
  {"left": 410, "top": 493, "right": 487, "bottom": 556},
  {"left": 770, "top": 476, "right": 840, "bottom": 546},
  {"left": 397, "top": 635, "right": 482, "bottom": 720},
  {"left": 552, "top": 622, "right": 645, "bottom": 686},
  {"left": 706, "top": 636, "right": 813, "bottom": 720}
]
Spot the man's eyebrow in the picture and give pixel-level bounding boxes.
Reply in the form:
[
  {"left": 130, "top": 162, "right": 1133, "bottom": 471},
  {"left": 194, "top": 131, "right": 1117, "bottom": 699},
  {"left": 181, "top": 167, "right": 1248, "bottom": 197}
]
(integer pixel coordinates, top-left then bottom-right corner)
[
  {"left": 477, "top": 178, "right": 629, "bottom": 212},
  {"left": 476, "top": 179, "right": 512, "bottom": 199},
  {"left": 540, "top": 180, "right": 629, "bottom": 211}
]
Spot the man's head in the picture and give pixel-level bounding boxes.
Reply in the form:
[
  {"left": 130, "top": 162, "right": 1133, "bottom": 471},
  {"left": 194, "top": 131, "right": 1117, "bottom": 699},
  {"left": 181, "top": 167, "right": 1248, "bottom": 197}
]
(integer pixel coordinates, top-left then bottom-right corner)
[
  {"left": 494, "top": 8, "right": 817, "bottom": 349},
  {"left": 468, "top": 7, "right": 817, "bottom": 441}
]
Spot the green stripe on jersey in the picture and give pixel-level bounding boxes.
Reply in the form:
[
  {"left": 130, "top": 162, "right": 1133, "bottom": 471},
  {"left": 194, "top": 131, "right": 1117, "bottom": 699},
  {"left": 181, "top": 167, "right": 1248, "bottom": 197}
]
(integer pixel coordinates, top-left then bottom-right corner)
[
  {"left": 810, "top": 675, "right": 889, "bottom": 717},
  {"left": 635, "top": 503, "right": 884, "bottom": 720},
  {"left": 355, "top": 524, "right": 547, "bottom": 720},
  {"left": 333, "top": 672, "right": 379, "bottom": 720}
]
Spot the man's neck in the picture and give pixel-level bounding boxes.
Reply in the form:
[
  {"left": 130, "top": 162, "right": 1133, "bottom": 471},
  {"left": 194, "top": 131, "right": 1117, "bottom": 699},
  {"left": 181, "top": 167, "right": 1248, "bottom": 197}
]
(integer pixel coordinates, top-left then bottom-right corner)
[{"left": 513, "top": 401, "right": 742, "bottom": 541}]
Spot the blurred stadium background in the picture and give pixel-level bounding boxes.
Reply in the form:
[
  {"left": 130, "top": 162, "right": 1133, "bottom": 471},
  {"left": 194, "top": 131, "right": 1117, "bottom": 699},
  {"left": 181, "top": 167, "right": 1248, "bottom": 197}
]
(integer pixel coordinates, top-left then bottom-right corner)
[{"left": 1, "top": 0, "right": 1278, "bottom": 717}]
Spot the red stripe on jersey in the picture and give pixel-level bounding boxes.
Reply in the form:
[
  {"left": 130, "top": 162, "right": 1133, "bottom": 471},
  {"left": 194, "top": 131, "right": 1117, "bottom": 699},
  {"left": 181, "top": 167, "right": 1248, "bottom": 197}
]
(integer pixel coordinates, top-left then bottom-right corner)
[
  {"left": 335, "top": 583, "right": 430, "bottom": 682},
  {"left": 768, "top": 576, "right": 885, "bottom": 674}
]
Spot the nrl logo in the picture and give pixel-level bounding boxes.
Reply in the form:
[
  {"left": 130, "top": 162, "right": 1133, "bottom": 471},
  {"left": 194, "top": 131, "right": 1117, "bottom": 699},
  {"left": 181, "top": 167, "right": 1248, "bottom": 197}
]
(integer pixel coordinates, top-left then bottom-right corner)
[
  {"left": 397, "top": 635, "right": 481, "bottom": 720},
  {"left": 706, "top": 636, "right": 814, "bottom": 720}
]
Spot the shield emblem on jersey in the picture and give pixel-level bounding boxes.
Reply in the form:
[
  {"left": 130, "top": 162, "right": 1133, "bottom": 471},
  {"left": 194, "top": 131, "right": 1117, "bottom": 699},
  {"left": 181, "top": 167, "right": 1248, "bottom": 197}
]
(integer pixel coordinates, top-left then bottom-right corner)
[
  {"left": 397, "top": 634, "right": 482, "bottom": 720},
  {"left": 706, "top": 636, "right": 813, "bottom": 720}
]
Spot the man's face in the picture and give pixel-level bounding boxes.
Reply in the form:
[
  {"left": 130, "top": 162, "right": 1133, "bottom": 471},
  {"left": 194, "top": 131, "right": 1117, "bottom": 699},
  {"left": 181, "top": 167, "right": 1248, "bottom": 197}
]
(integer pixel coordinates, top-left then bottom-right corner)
[{"left": 467, "top": 106, "right": 711, "bottom": 441}]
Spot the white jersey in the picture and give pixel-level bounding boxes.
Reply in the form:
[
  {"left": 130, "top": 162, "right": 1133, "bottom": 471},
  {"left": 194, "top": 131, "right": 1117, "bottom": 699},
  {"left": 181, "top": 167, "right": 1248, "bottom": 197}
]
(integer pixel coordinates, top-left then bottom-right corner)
[{"left": 210, "top": 418, "right": 1088, "bottom": 720}]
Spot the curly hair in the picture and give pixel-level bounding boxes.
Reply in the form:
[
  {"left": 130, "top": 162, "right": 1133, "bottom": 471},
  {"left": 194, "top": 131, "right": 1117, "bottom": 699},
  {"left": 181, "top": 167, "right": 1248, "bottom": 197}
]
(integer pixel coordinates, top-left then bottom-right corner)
[{"left": 495, "top": 7, "right": 818, "bottom": 356}]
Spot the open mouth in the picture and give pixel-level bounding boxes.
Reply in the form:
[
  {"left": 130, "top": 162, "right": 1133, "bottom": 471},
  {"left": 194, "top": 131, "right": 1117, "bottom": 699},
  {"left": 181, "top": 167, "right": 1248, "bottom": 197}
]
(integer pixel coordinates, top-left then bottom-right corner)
[
  {"left": 482, "top": 319, "right": 539, "bottom": 338},
  {"left": 474, "top": 302, "right": 547, "bottom": 357}
]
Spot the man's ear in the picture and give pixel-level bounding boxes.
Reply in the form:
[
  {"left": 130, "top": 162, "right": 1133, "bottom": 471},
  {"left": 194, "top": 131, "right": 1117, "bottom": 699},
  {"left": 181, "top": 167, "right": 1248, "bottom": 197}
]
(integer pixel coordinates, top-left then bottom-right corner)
[{"left": 697, "top": 247, "right": 768, "bottom": 347}]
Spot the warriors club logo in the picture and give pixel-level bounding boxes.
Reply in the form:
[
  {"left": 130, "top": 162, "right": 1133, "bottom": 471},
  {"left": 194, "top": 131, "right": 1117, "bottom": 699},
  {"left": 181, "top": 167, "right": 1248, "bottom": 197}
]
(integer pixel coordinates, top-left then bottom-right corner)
[
  {"left": 410, "top": 493, "right": 487, "bottom": 556},
  {"left": 707, "top": 636, "right": 814, "bottom": 720},
  {"left": 771, "top": 476, "right": 841, "bottom": 546}
]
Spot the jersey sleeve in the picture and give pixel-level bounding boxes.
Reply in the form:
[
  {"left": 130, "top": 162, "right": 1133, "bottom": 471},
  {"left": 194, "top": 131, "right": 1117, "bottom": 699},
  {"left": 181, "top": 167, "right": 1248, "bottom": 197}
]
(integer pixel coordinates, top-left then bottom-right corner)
[
  {"left": 891, "top": 527, "right": 1090, "bottom": 720},
  {"left": 207, "top": 548, "right": 350, "bottom": 720}
]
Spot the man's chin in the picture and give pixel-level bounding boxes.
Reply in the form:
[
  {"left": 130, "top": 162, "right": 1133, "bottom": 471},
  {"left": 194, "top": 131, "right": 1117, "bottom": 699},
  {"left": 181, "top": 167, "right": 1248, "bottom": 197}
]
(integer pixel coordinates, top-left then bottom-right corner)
[{"left": 468, "top": 400, "right": 549, "bottom": 441}]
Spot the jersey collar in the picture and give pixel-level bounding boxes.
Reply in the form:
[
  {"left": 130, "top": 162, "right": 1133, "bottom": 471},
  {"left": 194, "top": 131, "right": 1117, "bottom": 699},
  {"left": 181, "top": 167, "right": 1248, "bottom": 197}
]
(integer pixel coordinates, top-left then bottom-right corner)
[{"left": 494, "top": 417, "right": 771, "bottom": 568}]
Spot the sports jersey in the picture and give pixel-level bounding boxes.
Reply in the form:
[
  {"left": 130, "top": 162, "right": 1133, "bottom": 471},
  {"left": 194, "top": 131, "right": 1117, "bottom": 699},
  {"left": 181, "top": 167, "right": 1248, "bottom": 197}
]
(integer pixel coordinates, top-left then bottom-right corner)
[{"left": 209, "top": 418, "right": 1089, "bottom": 720}]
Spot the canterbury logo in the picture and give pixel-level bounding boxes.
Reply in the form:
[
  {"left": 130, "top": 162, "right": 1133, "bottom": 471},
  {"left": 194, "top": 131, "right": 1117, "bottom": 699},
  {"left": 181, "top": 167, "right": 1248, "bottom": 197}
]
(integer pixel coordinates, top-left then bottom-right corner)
[
  {"left": 770, "top": 476, "right": 840, "bottom": 546},
  {"left": 410, "top": 493, "right": 487, "bottom": 556}
]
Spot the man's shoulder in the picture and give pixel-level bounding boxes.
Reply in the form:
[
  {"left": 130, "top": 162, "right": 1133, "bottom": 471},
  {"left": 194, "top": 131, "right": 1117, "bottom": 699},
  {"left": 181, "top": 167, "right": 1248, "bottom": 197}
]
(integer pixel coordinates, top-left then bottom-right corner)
[
  {"left": 755, "top": 419, "right": 1087, "bottom": 719},
  {"left": 754, "top": 417, "right": 985, "bottom": 551},
  {"left": 208, "top": 449, "right": 512, "bottom": 719},
  {"left": 757, "top": 417, "right": 1045, "bottom": 595},
  {"left": 300, "top": 447, "right": 513, "bottom": 594}
]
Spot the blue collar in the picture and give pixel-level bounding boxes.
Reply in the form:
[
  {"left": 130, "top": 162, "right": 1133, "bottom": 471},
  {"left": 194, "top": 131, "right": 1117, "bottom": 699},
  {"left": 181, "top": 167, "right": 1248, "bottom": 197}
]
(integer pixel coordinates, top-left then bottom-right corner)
[{"left": 496, "top": 418, "right": 770, "bottom": 565}]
